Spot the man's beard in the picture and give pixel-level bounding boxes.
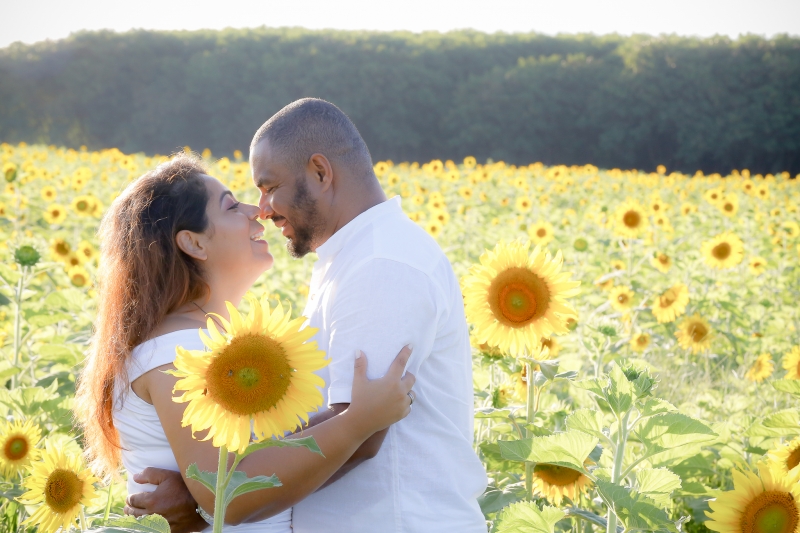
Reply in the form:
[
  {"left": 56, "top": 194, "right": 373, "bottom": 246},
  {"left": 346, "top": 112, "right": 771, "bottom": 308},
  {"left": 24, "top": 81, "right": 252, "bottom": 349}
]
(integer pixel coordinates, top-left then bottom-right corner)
[{"left": 286, "top": 177, "right": 324, "bottom": 258}]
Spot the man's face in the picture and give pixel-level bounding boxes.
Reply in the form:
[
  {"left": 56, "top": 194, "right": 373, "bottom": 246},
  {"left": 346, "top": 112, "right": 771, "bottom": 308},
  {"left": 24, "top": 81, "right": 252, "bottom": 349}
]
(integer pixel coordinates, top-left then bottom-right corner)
[{"left": 250, "top": 140, "right": 325, "bottom": 258}]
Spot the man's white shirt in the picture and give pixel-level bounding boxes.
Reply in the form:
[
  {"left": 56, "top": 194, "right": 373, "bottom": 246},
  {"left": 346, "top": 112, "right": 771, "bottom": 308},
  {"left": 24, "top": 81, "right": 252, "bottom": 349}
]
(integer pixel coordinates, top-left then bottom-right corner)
[{"left": 292, "top": 197, "right": 488, "bottom": 533}]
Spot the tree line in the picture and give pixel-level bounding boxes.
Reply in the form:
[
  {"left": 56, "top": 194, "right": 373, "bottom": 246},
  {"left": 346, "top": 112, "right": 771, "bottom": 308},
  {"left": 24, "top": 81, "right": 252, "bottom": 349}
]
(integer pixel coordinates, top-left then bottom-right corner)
[{"left": 1, "top": 28, "right": 798, "bottom": 173}]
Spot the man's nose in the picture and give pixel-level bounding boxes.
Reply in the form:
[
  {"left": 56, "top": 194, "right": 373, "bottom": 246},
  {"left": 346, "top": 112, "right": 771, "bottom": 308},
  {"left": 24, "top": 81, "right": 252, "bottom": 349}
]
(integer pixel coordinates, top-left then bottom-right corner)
[{"left": 258, "top": 197, "right": 273, "bottom": 219}]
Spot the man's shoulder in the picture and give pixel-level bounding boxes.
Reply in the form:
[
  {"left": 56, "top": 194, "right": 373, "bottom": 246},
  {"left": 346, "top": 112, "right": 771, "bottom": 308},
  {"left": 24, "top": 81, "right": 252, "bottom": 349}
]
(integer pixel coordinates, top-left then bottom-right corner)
[{"left": 370, "top": 212, "right": 448, "bottom": 273}]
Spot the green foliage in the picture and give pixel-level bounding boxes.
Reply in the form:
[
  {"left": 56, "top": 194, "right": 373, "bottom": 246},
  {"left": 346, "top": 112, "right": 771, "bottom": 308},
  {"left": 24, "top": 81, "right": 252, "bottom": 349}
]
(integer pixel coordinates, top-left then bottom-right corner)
[
  {"left": 1, "top": 30, "right": 799, "bottom": 173},
  {"left": 495, "top": 503, "right": 565, "bottom": 533},
  {"left": 499, "top": 431, "right": 598, "bottom": 471},
  {"left": 92, "top": 514, "right": 171, "bottom": 533}
]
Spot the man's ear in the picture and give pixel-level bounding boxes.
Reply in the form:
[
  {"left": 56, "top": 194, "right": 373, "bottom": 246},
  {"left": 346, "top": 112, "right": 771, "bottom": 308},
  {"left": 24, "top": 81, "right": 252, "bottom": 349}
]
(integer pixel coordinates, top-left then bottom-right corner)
[
  {"left": 308, "top": 153, "right": 333, "bottom": 193},
  {"left": 176, "top": 230, "right": 208, "bottom": 261}
]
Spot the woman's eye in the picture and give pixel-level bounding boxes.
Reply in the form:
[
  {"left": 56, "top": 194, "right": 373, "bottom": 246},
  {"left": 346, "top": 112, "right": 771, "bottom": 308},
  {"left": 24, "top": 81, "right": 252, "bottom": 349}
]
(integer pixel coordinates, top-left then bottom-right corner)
[{"left": 229, "top": 201, "right": 240, "bottom": 210}]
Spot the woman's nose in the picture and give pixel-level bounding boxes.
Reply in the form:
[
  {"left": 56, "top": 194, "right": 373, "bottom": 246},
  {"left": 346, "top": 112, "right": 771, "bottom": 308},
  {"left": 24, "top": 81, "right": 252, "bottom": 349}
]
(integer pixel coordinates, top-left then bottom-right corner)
[{"left": 242, "top": 203, "right": 260, "bottom": 220}]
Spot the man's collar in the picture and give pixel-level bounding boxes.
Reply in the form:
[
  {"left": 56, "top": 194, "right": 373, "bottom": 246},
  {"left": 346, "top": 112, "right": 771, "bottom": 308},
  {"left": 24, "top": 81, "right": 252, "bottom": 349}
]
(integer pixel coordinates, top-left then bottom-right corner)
[{"left": 315, "top": 196, "right": 401, "bottom": 261}]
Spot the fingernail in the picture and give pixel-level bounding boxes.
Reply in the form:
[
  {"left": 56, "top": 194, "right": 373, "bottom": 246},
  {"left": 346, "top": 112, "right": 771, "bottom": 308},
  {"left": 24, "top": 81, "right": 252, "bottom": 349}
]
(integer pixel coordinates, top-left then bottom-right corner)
[
  {"left": 355, "top": 350, "right": 362, "bottom": 359},
  {"left": 407, "top": 343, "right": 414, "bottom": 351}
]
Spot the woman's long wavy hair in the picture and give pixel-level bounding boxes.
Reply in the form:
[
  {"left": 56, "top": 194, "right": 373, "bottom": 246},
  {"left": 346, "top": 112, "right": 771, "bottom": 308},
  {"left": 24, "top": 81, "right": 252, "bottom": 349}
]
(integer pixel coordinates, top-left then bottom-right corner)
[{"left": 74, "top": 153, "right": 212, "bottom": 477}]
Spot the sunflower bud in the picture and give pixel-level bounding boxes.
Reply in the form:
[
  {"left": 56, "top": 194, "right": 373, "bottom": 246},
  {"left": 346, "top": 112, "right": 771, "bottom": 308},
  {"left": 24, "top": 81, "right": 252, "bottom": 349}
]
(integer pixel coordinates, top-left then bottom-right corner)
[
  {"left": 4, "top": 164, "right": 17, "bottom": 183},
  {"left": 14, "top": 245, "right": 40, "bottom": 267},
  {"left": 573, "top": 238, "right": 588, "bottom": 252},
  {"left": 599, "top": 325, "right": 617, "bottom": 337}
]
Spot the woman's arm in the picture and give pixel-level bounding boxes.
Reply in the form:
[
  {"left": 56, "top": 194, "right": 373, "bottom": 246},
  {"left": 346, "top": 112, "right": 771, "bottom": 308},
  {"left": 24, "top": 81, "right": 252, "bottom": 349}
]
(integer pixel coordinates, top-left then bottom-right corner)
[{"left": 147, "top": 347, "right": 413, "bottom": 526}]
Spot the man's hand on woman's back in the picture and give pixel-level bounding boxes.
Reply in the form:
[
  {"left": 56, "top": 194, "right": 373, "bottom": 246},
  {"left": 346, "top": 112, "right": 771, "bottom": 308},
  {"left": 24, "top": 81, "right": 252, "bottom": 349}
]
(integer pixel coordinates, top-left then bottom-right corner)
[{"left": 125, "top": 467, "right": 207, "bottom": 533}]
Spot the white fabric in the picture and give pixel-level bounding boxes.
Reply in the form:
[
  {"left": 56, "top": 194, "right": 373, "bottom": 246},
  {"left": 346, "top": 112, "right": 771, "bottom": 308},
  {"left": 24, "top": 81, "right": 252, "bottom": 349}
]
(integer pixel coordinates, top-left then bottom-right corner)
[
  {"left": 293, "top": 197, "right": 488, "bottom": 533},
  {"left": 113, "top": 329, "right": 293, "bottom": 533}
]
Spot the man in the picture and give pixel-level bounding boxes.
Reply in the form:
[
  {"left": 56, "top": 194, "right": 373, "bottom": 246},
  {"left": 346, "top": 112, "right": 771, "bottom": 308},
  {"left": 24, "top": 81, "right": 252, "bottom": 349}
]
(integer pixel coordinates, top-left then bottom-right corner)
[{"left": 125, "top": 98, "right": 487, "bottom": 532}]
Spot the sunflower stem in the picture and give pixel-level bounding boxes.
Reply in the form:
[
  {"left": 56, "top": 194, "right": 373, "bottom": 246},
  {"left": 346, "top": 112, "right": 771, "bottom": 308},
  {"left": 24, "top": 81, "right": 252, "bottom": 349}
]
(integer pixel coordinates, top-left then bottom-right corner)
[
  {"left": 524, "top": 362, "right": 538, "bottom": 501},
  {"left": 212, "top": 445, "right": 228, "bottom": 533},
  {"left": 10, "top": 268, "right": 25, "bottom": 391},
  {"left": 606, "top": 410, "right": 631, "bottom": 533},
  {"left": 79, "top": 506, "right": 88, "bottom": 532},
  {"left": 103, "top": 479, "right": 113, "bottom": 523}
]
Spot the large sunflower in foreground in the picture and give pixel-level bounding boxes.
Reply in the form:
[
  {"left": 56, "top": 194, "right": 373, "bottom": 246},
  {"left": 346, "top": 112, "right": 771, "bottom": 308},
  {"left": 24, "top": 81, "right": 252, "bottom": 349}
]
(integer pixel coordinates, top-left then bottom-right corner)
[
  {"left": 531, "top": 462, "right": 593, "bottom": 505},
  {"left": 783, "top": 346, "right": 800, "bottom": 380},
  {"left": 766, "top": 437, "right": 800, "bottom": 476},
  {"left": 170, "top": 296, "right": 328, "bottom": 453},
  {"left": 19, "top": 443, "right": 99, "bottom": 533},
  {"left": 675, "top": 315, "right": 713, "bottom": 354},
  {"left": 705, "top": 463, "right": 800, "bottom": 533},
  {"left": 745, "top": 353, "right": 774, "bottom": 383},
  {"left": 651, "top": 283, "right": 689, "bottom": 324},
  {"left": 462, "top": 241, "right": 580, "bottom": 357},
  {"left": 614, "top": 199, "right": 648, "bottom": 238},
  {"left": 0, "top": 419, "right": 41, "bottom": 477},
  {"left": 702, "top": 232, "right": 744, "bottom": 270}
]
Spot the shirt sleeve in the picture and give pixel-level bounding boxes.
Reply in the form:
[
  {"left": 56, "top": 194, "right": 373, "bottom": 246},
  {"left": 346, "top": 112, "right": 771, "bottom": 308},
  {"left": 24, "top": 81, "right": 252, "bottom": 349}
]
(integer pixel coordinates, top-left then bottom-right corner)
[{"left": 325, "top": 258, "right": 441, "bottom": 406}]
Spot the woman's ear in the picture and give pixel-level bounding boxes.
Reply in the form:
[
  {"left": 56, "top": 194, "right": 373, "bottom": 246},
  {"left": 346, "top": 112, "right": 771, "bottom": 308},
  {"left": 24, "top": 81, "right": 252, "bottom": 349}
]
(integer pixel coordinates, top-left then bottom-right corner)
[{"left": 176, "top": 230, "right": 208, "bottom": 261}]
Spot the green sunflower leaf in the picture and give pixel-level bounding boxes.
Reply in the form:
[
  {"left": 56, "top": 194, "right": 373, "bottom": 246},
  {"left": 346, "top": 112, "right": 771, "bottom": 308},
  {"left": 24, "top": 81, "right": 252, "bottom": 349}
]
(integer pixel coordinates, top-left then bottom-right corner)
[
  {"left": 185, "top": 463, "right": 217, "bottom": 494},
  {"left": 773, "top": 380, "right": 800, "bottom": 397},
  {"left": 241, "top": 436, "right": 324, "bottom": 459},
  {"left": 223, "top": 470, "right": 282, "bottom": 507},
  {"left": 495, "top": 502, "right": 565, "bottom": 533},
  {"left": 634, "top": 468, "right": 682, "bottom": 510},
  {"left": 566, "top": 409, "right": 606, "bottom": 441},
  {"left": 635, "top": 413, "right": 716, "bottom": 457},
  {"left": 595, "top": 479, "right": 678, "bottom": 532},
  {"left": 93, "top": 514, "right": 171, "bottom": 533},
  {"left": 498, "top": 431, "right": 598, "bottom": 471}
]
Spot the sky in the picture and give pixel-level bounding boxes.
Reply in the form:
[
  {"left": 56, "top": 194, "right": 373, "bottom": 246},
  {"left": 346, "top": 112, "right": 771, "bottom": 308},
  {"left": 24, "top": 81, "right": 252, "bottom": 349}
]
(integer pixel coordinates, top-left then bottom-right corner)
[{"left": 2, "top": 0, "right": 799, "bottom": 48}]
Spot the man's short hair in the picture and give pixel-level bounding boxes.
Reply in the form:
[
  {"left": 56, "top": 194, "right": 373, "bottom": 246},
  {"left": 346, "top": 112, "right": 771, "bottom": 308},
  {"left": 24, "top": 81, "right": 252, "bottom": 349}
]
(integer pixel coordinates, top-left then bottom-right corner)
[{"left": 251, "top": 98, "right": 374, "bottom": 179}]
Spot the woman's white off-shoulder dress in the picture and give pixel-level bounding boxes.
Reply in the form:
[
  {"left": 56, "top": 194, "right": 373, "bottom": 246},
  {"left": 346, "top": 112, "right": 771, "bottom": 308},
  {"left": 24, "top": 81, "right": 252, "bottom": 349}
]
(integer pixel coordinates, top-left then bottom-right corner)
[{"left": 113, "top": 329, "right": 293, "bottom": 533}]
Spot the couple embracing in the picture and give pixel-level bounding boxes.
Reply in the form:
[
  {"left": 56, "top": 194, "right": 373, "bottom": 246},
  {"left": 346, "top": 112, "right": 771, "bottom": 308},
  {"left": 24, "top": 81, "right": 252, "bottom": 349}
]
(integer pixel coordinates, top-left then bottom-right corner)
[{"left": 75, "top": 98, "right": 487, "bottom": 533}]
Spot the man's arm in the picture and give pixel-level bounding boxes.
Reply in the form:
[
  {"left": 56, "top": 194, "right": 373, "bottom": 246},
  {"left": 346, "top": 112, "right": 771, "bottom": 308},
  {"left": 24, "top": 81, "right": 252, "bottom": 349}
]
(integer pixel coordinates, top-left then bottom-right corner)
[{"left": 303, "top": 404, "right": 388, "bottom": 489}]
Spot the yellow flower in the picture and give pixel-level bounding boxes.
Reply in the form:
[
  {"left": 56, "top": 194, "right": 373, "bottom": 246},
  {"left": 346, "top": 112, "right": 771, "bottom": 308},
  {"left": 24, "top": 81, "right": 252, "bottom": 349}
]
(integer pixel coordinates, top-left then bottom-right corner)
[
  {"left": 651, "top": 252, "right": 672, "bottom": 273},
  {"left": 462, "top": 241, "right": 580, "bottom": 356},
  {"left": 755, "top": 184, "right": 770, "bottom": 200},
  {"left": 0, "top": 419, "right": 41, "bottom": 477},
  {"left": 67, "top": 266, "right": 90, "bottom": 287},
  {"left": 70, "top": 195, "right": 96, "bottom": 217},
  {"left": 704, "top": 187, "right": 724, "bottom": 206},
  {"left": 705, "top": 463, "right": 800, "bottom": 533},
  {"left": 745, "top": 353, "right": 774, "bottom": 383},
  {"left": 766, "top": 437, "right": 800, "bottom": 475},
  {"left": 718, "top": 194, "right": 739, "bottom": 217},
  {"left": 782, "top": 346, "right": 800, "bottom": 380},
  {"left": 43, "top": 204, "right": 68, "bottom": 225},
  {"left": 610, "top": 260, "right": 626, "bottom": 271},
  {"left": 748, "top": 257, "right": 768, "bottom": 276},
  {"left": 463, "top": 156, "right": 477, "bottom": 169},
  {"left": 651, "top": 284, "right": 689, "bottom": 324},
  {"left": 19, "top": 442, "right": 100, "bottom": 533},
  {"left": 675, "top": 315, "right": 713, "bottom": 354},
  {"left": 40, "top": 186, "right": 57, "bottom": 202},
  {"left": 614, "top": 199, "right": 648, "bottom": 238},
  {"left": 609, "top": 286, "right": 635, "bottom": 313},
  {"left": 702, "top": 232, "right": 744, "bottom": 269},
  {"left": 531, "top": 462, "right": 593, "bottom": 505},
  {"left": 528, "top": 221, "right": 555, "bottom": 246},
  {"left": 539, "top": 337, "right": 560, "bottom": 360},
  {"left": 76, "top": 241, "right": 96, "bottom": 264},
  {"left": 515, "top": 196, "right": 532, "bottom": 213},
  {"left": 49, "top": 238, "right": 71, "bottom": 262},
  {"left": 170, "top": 297, "right": 328, "bottom": 453},
  {"left": 782, "top": 221, "right": 800, "bottom": 239},
  {"left": 425, "top": 220, "right": 443, "bottom": 238},
  {"left": 458, "top": 186, "right": 473, "bottom": 200},
  {"left": 630, "top": 332, "right": 651, "bottom": 352}
]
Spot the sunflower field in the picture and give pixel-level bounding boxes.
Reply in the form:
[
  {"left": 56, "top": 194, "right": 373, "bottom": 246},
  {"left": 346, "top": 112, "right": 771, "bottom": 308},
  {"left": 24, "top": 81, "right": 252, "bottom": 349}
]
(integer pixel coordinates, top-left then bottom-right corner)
[{"left": 1, "top": 142, "right": 799, "bottom": 533}]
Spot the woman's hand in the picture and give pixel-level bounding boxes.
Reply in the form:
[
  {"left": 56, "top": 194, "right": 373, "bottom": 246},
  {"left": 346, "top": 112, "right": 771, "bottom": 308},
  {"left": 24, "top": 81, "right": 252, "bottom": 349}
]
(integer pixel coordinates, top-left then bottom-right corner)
[{"left": 346, "top": 345, "right": 416, "bottom": 436}]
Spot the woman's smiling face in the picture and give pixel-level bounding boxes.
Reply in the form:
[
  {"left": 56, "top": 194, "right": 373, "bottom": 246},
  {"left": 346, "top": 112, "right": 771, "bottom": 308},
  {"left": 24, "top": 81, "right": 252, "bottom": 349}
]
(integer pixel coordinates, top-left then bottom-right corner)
[{"left": 199, "top": 174, "right": 273, "bottom": 284}]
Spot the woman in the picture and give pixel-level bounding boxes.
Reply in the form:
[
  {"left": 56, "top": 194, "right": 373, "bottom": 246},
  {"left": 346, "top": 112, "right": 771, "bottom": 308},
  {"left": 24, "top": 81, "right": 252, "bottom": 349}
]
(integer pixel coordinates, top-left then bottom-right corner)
[{"left": 74, "top": 153, "right": 414, "bottom": 532}]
